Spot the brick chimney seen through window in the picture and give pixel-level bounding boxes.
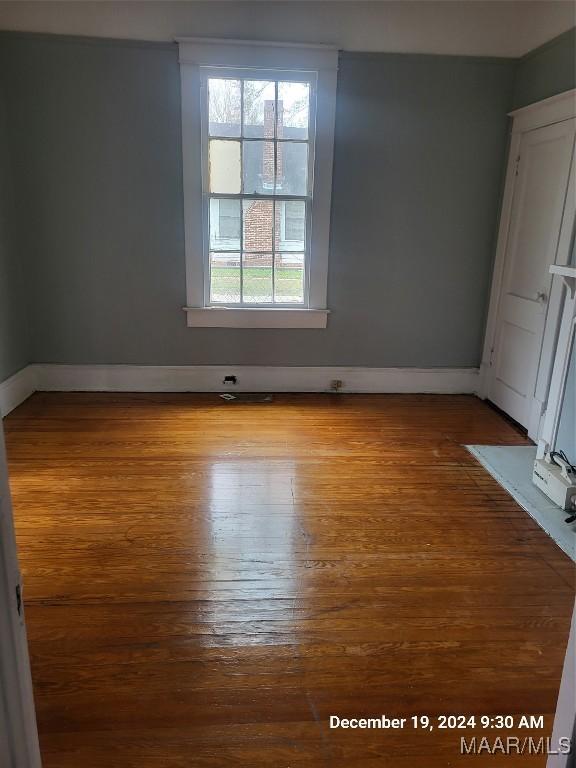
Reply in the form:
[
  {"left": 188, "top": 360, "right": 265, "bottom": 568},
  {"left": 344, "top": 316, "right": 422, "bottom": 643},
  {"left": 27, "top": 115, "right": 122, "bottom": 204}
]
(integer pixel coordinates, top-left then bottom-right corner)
[{"left": 243, "top": 100, "right": 286, "bottom": 264}]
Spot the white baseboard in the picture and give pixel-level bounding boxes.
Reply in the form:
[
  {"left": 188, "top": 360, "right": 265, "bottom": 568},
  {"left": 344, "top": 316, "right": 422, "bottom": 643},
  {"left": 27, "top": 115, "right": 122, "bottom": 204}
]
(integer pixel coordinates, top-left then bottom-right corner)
[
  {"left": 0, "top": 367, "right": 37, "bottom": 416},
  {"left": 30, "top": 364, "right": 479, "bottom": 395},
  {"left": 1, "top": 364, "right": 480, "bottom": 409}
]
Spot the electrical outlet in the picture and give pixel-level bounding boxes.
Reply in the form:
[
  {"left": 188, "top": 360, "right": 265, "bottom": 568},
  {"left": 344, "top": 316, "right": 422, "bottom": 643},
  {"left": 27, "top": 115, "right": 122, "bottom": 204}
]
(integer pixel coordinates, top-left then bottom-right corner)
[
  {"left": 223, "top": 375, "right": 238, "bottom": 385},
  {"left": 330, "top": 379, "right": 343, "bottom": 392}
]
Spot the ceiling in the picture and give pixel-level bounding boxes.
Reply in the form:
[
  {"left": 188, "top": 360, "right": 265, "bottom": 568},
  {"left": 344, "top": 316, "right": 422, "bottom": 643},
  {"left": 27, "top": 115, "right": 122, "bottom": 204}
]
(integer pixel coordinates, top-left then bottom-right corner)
[{"left": 0, "top": 1, "right": 573, "bottom": 57}]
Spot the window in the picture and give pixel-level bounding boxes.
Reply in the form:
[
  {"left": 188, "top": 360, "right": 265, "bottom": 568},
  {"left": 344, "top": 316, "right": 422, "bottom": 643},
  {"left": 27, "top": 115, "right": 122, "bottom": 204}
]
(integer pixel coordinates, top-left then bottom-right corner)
[
  {"left": 178, "top": 39, "right": 338, "bottom": 328},
  {"left": 207, "top": 73, "right": 311, "bottom": 306}
]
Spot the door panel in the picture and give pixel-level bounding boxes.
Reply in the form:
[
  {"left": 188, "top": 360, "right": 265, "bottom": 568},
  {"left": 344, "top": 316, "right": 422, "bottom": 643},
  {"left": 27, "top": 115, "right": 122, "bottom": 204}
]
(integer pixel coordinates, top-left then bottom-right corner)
[
  {"left": 497, "top": 321, "right": 535, "bottom": 397},
  {"left": 502, "top": 293, "right": 541, "bottom": 333},
  {"left": 489, "top": 118, "right": 575, "bottom": 428}
]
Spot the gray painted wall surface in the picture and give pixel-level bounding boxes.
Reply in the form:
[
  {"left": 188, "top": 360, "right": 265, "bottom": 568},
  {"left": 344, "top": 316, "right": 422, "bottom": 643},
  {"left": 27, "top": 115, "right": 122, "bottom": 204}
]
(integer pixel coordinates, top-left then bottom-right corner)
[
  {"left": 1, "top": 34, "right": 515, "bottom": 368},
  {"left": 0, "top": 65, "right": 29, "bottom": 381},
  {"left": 513, "top": 27, "right": 576, "bottom": 109}
]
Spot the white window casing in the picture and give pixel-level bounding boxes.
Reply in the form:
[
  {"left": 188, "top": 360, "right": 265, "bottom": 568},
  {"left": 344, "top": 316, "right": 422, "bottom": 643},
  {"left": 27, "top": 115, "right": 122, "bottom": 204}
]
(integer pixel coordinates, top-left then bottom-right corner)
[{"left": 178, "top": 38, "right": 338, "bottom": 328}]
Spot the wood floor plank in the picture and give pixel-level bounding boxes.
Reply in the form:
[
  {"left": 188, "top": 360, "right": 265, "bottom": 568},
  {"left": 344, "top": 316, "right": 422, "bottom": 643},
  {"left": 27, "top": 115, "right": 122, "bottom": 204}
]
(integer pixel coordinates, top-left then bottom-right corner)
[{"left": 5, "top": 393, "right": 573, "bottom": 767}]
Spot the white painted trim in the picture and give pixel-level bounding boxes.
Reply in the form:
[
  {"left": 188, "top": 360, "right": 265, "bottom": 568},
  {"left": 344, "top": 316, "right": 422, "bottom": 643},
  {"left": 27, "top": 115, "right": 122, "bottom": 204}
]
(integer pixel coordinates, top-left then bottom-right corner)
[
  {"left": 0, "top": 420, "right": 42, "bottom": 767},
  {"left": 537, "top": 306, "right": 576, "bottom": 460},
  {"left": 533, "top": 155, "right": 576, "bottom": 435},
  {"left": 177, "top": 37, "right": 339, "bottom": 71},
  {"left": 0, "top": 367, "right": 37, "bottom": 417},
  {"left": 175, "top": 37, "right": 338, "bottom": 51},
  {"left": 184, "top": 307, "right": 328, "bottom": 328},
  {"left": 178, "top": 37, "right": 337, "bottom": 322},
  {"left": 550, "top": 265, "right": 576, "bottom": 299},
  {"left": 547, "top": 601, "right": 576, "bottom": 768},
  {"left": 308, "top": 65, "right": 337, "bottom": 309},
  {"left": 480, "top": 91, "right": 576, "bottom": 439},
  {"left": 180, "top": 62, "right": 204, "bottom": 310},
  {"left": 479, "top": 131, "right": 522, "bottom": 399},
  {"left": 32, "top": 364, "right": 479, "bottom": 395},
  {"left": 509, "top": 89, "right": 576, "bottom": 134}
]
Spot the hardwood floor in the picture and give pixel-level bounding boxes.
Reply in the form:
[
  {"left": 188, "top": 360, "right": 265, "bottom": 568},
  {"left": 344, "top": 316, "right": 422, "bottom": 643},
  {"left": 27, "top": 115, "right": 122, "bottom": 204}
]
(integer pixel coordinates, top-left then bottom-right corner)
[{"left": 4, "top": 393, "right": 574, "bottom": 767}]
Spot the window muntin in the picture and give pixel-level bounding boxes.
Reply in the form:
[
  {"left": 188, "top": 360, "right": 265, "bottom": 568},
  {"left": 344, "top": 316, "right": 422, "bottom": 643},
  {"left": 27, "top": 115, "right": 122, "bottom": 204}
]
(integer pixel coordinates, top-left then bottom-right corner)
[{"left": 203, "top": 70, "right": 313, "bottom": 307}]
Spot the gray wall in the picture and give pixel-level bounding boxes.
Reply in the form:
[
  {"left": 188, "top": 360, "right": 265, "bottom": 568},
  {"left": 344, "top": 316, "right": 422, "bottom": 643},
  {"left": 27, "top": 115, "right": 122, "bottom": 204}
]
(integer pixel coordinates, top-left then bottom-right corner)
[
  {"left": 513, "top": 27, "right": 576, "bottom": 109},
  {"left": 0, "top": 64, "right": 29, "bottom": 381},
  {"left": 1, "top": 34, "right": 516, "bottom": 368}
]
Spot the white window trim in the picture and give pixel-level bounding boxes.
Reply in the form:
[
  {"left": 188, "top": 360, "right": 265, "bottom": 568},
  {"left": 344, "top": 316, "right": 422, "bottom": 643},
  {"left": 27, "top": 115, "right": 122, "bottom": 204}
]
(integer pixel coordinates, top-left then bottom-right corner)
[
  {"left": 178, "top": 37, "right": 338, "bottom": 329},
  {"left": 537, "top": 266, "right": 576, "bottom": 460}
]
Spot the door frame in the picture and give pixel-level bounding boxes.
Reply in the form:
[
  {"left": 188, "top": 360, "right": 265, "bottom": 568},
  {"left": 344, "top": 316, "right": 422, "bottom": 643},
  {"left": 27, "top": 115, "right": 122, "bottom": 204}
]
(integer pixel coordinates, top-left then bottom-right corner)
[
  {"left": 547, "top": 600, "right": 576, "bottom": 768},
  {"left": 536, "top": 281, "right": 576, "bottom": 460},
  {"left": 480, "top": 88, "right": 576, "bottom": 440},
  {"left": 0, "top": 417, "right": 42, "bottom": 767}
]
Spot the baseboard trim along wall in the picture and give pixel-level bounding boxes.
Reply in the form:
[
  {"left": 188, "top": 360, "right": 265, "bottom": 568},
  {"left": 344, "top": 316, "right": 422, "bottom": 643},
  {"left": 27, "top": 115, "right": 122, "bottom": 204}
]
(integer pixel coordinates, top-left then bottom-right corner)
[
  {"left": 1, "top": 365, "right": 480, "bottom": 415},
  {"left": 0, "top": 367, "right": 37, "bottom": 417}
]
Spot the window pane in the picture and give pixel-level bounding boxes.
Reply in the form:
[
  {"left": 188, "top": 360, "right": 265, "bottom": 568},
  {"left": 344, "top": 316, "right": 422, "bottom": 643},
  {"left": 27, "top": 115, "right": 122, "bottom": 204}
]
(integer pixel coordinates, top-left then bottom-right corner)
[
  {"left": 208, "top": 79, "right": 241, "bottom": 137},
  {"left": 210, "top": 252, "right": 241, "bottom": 303},
  {"left": 243, "top": 200, "right": 273, "bottom": 252},
  {"left": 242, "top": 140, "right": 275, "bottom": 194},
  {"left": 209, "top": 140, "right": 241, "bottom": 194},
  {"left": 243, "top": 80, "right": 276, "bottom": 138},
  {"left": 276, "top": 142, "right": 308, "bottom": 195},
  {"left": 276, "top": 200, "right": 305, "bottom": 251},
  {"left": 209, "top": 199, "right": 240, "bottom": 251},
  {"left": 242, "top": 253, "right": 273, "bottom": 303},
  {"left": 278, "top": 82, "right": 309, "bottom": 140},
  {"left": 274, "top": 253, "right": 304, "bottom": 303}
]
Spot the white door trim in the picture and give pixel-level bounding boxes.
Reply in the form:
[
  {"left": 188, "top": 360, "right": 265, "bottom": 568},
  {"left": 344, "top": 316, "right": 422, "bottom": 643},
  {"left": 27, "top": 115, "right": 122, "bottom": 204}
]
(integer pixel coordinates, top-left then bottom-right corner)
[
  {"left": 0, "top": 420, "right": 42, "bottom": 767},
  {"left": 480, "top": 89, "right": 576, "bottom": 440},
  {"left": 531, "top": 156, "right": 576, "bottom": 441},
  {"left": 479, "top": 129, "right": 522, "bottom": 398},
  {"left": 547, "top": 601, "right": 576, "bottom": 768},
  {"left": 509, "top": 89, "right": 576, "bottom": 135},
  {"left": 537, "top": 281, "right": 576, "bottom": 460}
]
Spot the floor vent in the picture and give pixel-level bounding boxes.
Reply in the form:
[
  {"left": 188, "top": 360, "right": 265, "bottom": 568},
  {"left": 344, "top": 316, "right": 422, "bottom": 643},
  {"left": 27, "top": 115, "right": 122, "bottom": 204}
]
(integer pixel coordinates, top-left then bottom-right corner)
[{"left": 219, "top": 393, "right": 273, "bottom": 403}]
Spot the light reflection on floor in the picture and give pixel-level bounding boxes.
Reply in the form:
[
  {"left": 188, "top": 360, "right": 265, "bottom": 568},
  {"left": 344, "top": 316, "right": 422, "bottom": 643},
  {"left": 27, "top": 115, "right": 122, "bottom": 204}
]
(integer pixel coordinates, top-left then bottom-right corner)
[{"left": 202, "top": 460, "right": 302, "bottom": 647}]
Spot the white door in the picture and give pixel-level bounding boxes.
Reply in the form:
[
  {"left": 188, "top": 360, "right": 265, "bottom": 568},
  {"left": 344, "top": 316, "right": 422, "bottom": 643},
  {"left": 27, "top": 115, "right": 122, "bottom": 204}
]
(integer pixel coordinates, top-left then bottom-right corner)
[
  {"left": 0, "top": 419, "right": 41, "bottom": 768},
  {"left": 488, "top": 118, "right": 576, "bottom": 429}
]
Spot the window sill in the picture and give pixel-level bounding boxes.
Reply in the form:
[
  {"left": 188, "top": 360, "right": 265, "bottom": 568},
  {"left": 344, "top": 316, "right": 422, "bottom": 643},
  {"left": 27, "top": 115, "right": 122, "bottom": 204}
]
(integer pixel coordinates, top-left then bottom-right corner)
[{"left": 183, "top": 307, "right": 329, "bottom": 328}]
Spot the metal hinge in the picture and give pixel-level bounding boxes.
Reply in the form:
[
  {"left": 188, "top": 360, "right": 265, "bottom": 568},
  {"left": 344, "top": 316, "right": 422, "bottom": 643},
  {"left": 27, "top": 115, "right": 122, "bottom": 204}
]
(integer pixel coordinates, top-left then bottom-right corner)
[
  {"left": 489, "top": 347, "right": 494, "bottom": 366},
  {"left": 514, "top": 155, "right": 521, "bottom": 176},
  {"left": 15, "top": 583, "right": 22, "bottom": 616}
]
